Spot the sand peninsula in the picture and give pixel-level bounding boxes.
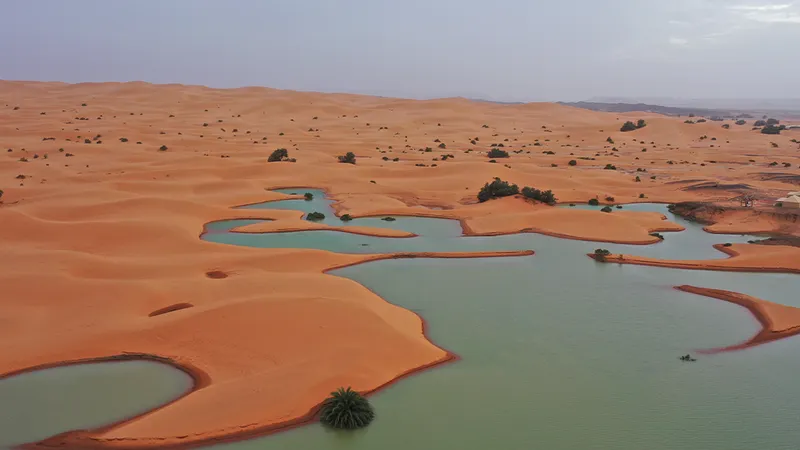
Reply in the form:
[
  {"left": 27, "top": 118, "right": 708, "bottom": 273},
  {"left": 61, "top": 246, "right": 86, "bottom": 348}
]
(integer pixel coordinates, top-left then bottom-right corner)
[{"left": 1, "top": 81, "right": 800, "bottom": 448}]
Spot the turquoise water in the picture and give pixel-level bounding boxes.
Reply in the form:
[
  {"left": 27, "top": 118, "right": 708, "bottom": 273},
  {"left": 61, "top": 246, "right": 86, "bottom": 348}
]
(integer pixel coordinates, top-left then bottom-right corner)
[
  {"left": 9, "top": 189, "right": 800, "bottom": 450},
  {"left": 0, "top": 360, "right": 192, "bottom": 449},
  {"left": 202, "top": 190, "right": 800, "bottom": 450}
]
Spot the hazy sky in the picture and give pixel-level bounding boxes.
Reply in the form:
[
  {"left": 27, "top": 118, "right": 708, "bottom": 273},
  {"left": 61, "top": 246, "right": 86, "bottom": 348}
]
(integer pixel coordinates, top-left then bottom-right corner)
[{"left": 1, "top": 0, "right": 798, "bottom": 102}]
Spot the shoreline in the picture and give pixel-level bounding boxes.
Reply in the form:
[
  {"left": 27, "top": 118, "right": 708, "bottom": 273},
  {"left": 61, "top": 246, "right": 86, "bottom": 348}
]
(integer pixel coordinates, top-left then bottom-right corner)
[
  {"left": 676, "top": 286, "right": 800, "bottom": 353},
  {"left": 587, "top": 244, "right": 800, "bottom": 275},
  {"left": 15, "top": 251, "right": 532, "bottom": 450}
]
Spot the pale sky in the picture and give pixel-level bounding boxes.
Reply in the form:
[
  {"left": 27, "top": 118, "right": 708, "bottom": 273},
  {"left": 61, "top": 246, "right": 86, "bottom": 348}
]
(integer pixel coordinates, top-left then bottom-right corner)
[{"left": 1, "top": 0, "right": 798, "bottom": 102}]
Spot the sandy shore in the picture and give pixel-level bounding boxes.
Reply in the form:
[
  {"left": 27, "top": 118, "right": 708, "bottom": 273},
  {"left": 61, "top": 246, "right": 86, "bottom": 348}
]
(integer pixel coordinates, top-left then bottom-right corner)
[
  {"left": 592, "top": 244, "right": 800, "bottom": 274},
  {"left": 676, "top": 286, "right": 800, "bottom": 353},
  {"left": 2, "top": 80, "right": 799, "bottom": 448}
]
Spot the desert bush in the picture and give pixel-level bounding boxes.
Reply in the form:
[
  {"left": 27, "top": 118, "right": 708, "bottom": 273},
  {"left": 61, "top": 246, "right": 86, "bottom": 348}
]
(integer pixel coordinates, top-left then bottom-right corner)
[
  {"left": 604, "top": 164, "right": 617, "bottom": 170},
  {"left": 722, "top": 124, "right": 730, "bottom": 129},
  {"left": 767, "top": 118, "right": 779, "bottom": 125},
  {"left": 438, "top": 143, "right": 446, "bottom": 149},
  {"left": 588, "top": 198, "right": 600, "bottom": 206},
  {"left": 268, "top": 148, "right": 289, "bottom": 162},
  {"left": 340, "top": 214, "right": 353, "bottom": 221},
  {"left": 761, "top": 125, "right": 782, "bottom": 135},
  {"left": 568, "top": 160, "right": 577, "bottom": 166},
  {"left": 736, "top": 120, "right": 746, "bottom": 125},
  {"left": 620, "top": 121, "right": 638, "bottom": 132},
  {"left": 650, "top": 232, "right": 664, "bottom": 240},
  {"left": 304, "top": 192, "right": 313, "bottom": 201},
  {"left": 637, "top": 119, "right": 647, "bottom": 129},
  {"left": 477, "top": 178, "right": 519, "bottom": 202},
  {"left": 319, "top": 387, "right": 374, "bottom": 430},
  {"left": 754, "top": 120, "right": 767, "bottom": 127},
  {"left": 306, "top": 211, "right": 325, "bottom": 221},
  {"left": 159, "top": 145, "right": 168, "bottom": 151},
  {"left": 697, "top": 119, "right": 707, "bottom": 123},
  {"left": 381, "top": 217, "right": 396, "bottom": 221},
  {"left": 338, "top": 152, "right": 356, "bottom": 164},
  {"left": 120, "top": 137, "right": 128, "bottom": 142},
  {"left": 488, "top": 148, "right": 509, "bottom": 158},
  {"left": 601, "top": 206, "right": 613, "bottom": 213},
  {"left": 594, "top": 248, "right": 611, "bottom": 261},
  {"left": 521, "top": 186, "right": 557, "bottom": 205}
]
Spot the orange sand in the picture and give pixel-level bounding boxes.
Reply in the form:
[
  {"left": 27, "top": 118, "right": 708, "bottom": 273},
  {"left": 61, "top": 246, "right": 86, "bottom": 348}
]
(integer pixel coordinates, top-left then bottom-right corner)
[
  {"left": 677, "top": 286, "right": 800, "bottom": 352},
  {"left": 595, "top": 244, "right": 800, "bottom": 274},
  {"left": 2, "top": 80, "right": 799, "bottom": 448}
]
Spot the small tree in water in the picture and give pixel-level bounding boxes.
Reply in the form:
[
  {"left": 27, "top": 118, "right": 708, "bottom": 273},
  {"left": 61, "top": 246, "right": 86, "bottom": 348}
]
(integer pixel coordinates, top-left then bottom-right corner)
[
  {"left": 320, "top": 387, "right": 375, "bottom": 430},
  {"left": 593, "top": 249, "right": 611, "bottom": 262}
]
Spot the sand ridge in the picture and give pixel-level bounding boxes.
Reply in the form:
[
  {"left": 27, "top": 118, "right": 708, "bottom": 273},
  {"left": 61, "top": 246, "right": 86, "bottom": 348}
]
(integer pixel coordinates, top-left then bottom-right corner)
[{"left": 1, "top": 80, "right": 799, "bottom": 448}]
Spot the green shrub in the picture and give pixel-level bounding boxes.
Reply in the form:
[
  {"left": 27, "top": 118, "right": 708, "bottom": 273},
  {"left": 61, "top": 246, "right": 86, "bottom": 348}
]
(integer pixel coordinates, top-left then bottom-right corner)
[
  {"left": 594, "top": 249, "right": 611, "bottom": 262},
  {"left": 736, "top": 120, "right": 746, "bottom": 125},
  {"left": 119, "top": 137, "right": 128, "bottom": 142},
  {"left": 0, "top": 189, "right": 3, "bottom": 201},
  {"left": 754, "top": 120, "right": 767, "bottom": 127},
  {"left": 601, "top": 206, "right": 613, "bottom": 213},
  {"left": 381, "top": 216, "right": 396, "bottom": 221},
  {"left": 588, "top": 198, "right": 600, "bottom": 206},
  {"left": 620, "top": 121, "right": 637, "bottom": 132},
  {"left": 521, "top": 186, "right": 557, "bottom": 205},
  {"left": 319, "top": 387, "right": 374, "bottom": 430},
  {"left": 639, "top": 193, "right": 645, "bottom": 198},
  {"left": 487, "top": 148, "right": 509, "bottom": 158},
  {"left": 604, "top": 164, "right": 617, "bottom": 170},
  {"left": 338, "top": 152, "right": 356, "bottom": 164},
  {"left": 761, "top": 125, "right": 782, "bottom": 135},
  {"left": 568, "top": 159, "right": 577, "bottom": 166},
  {"left": 606, "top": 137, "right": 614, "bottom": 144},
  {"left": 477, "top": 178, "right": 519, "bottom": 202},
  {"left": 438, "top": 142, "right": 446, "bottom": 149},
  {"left": 766, "top": 118, "right": 779, "bottom": 125},
  {"left": 268, "top": 148, "right": 289, "bottom": 162},
  {"left": 650, "top": 232, "right": 664, "bottom": 240},
  {"left": 159, "top": 145, "right": 168, "bottom": 151},
  {"left": 340, "top": 214, "right": 353, "bottom": 221},
  {"left": 636, "top": 119, "right": 647, "bottom": 129},
  {"left": 304, "top": 192, "right": 313, "bottom": 201},
  {"left": 306, "top": 211, "right": 326, "bottom": 221}
]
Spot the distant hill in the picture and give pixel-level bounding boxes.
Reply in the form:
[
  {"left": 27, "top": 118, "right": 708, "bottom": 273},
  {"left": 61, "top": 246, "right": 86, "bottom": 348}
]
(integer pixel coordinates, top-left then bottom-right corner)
[{"left": 558, "top": 101, "right": 738, "bottom": 118}]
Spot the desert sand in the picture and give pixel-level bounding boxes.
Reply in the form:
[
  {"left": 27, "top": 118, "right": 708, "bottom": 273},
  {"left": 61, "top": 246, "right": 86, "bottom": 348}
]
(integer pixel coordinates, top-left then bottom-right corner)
[{"left": 1, "top": 80, "right": 799, "bottom": 448}]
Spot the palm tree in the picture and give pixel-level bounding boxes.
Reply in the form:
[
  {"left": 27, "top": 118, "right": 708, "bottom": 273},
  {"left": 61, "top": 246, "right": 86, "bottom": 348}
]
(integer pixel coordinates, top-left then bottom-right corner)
[{"left": 319, "top": 387, "right": 375, "bottom": 429}]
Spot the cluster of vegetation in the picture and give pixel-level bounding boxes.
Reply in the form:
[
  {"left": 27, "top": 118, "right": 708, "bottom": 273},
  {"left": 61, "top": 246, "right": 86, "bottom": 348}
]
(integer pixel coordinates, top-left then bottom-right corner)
[
  {"left": 487, "top": 148, "right": 509, "bottom": 158},
  {"left": 601, "top": 206, "right": 613, "bottom": 213},
  {"left": 620, "top": 119, "right": 646, "bottom": 132},
  {"left": 304, "top": 192, "right": 313, "bottom": 201},
  {"left": 338, "top": 152, "right": 356, "bottom": 164},
  {"left": 568, "top": 159, "right": 577, "bottom": 166},
  {"left": 159, "top": 145, "right": 168, "bottom": 151},
  {"left": 340, "top": 214, "right": 353, "bottom": 222},
  {"left": 268, "top": 148, "right": 289, "bottom": 162},
  {"left": 650, "top": 232, "right": 665, "bottom": 240},
  {"left": 477, "top": 178, "right": 519, "bottom": 202},
  {"left": 593, "top": 249, "right": 611, "bottom": 262},
  {"left": 521, "top": 186, "right": 557, "bottom": 205},
  {"left": 588, "top": 198, "right": 600, "bottom": 206},
  {"left": 319, "top": 387, "right": 374, "bottom": 430},
  {"left": 761, "top": 124, "right": 785, "bottom": 135},
  {"left": 306, "top": 211, "right": 326, "bottom": 221},
  {"left": 735, "top": 119, "right": 747, "bottom": 125},
  {"left": 604, "top": 164, "right": 617, "bottom": 170}
]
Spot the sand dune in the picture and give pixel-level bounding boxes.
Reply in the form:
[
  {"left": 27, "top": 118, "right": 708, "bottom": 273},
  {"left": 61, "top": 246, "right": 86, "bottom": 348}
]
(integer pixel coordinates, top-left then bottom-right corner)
[{"left": 1, "top": 81, "right": 799, "bottom": 448}]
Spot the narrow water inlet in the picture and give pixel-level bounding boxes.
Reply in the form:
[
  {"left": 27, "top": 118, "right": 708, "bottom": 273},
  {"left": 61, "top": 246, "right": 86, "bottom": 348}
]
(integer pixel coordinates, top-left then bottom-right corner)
[{"left": 0, "top": 360, "right": 193, "bottom": 449}]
